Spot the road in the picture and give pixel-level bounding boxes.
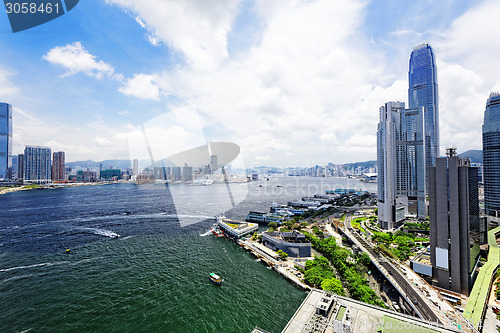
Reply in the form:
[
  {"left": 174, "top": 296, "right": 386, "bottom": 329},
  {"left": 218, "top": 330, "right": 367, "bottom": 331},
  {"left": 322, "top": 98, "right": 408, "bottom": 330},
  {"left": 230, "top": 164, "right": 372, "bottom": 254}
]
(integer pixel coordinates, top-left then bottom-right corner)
[{"left": 343, "top": 215, "right": 442, "bottom": 324}]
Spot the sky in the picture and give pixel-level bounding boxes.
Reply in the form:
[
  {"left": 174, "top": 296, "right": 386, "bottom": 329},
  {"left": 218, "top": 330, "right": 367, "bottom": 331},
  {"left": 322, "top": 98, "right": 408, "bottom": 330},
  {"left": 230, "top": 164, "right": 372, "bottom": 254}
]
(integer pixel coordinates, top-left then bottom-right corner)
[{"left": 1, "top": 0, "right": 499, "bottom": 168}]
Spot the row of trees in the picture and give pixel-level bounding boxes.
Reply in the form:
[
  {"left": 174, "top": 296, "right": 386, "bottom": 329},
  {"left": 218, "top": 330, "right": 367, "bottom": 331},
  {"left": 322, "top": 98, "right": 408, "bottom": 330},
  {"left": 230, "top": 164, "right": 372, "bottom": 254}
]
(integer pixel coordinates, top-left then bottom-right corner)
[
  {"left": 303, "top": 256, "right": 345, "bottom": 296},
  {"left": 370, "top": 230, "right": 420, "bottom": 261},
  {"left": 304, "top": 232, "right": 385, "bottom": 307}
]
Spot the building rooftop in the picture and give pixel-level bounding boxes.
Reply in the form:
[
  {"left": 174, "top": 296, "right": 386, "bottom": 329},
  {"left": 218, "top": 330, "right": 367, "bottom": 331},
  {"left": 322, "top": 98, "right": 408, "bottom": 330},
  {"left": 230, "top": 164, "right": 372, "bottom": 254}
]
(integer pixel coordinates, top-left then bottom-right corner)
[{"left": 282, "top": 289, "right": 459, "bottom": 333}]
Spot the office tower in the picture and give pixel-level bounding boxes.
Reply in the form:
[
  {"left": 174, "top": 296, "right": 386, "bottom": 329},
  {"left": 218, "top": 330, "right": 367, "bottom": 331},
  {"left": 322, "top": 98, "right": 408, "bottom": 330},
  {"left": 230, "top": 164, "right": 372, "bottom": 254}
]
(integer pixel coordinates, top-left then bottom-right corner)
[
  {"left": 17, "top": 154, "right": 24, "bottom": 179},
  {"left": 11, "top": 155, "right": 18, "bottom": 179},
  {"left": 483, "top": 92, "right": 500, "bottom": 224},
  {"left": 210, "top": 155, "right": 218, "bottom": 174},
  {"left": 408, "top": 43, "right": 440, "bottom": 185},
  {"left": 377, "top": 102, "right": 426, "bottom": 229},
  {"left": 183, "top": 166, "right": 193, "bottom": 181},
  {"left": 172, "top": 167, "right": 181, "bottom": 181},
  {"left": 52, "top": 151, "right": 65, "bottom": 181},
  {"left": 429, "top": 148, "right": 480, "bottom": 296},
  {"left": 24, "top": 146, "right": 52, "bottom": 182},
  {"left": 133, "top": 159, "right": 139, "bottom": 175},
  {"left": 0, "top": 102, "right": 13, "bottom": 181}
]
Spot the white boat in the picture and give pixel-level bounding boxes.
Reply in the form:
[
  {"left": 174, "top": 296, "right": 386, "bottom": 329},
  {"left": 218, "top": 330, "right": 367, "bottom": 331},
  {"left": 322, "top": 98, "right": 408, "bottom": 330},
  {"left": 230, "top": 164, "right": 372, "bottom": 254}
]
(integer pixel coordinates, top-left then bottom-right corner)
[{"left": 192, "top": 178, "right": 214, "bottom": 186}]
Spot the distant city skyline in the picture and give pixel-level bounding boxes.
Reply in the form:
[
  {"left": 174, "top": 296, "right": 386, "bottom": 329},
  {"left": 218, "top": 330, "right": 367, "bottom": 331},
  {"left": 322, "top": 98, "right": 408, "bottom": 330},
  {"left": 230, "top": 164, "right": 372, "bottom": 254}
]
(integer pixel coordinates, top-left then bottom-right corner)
[{"left": 1, "top": 1, "right": 499, "bottom": 166}]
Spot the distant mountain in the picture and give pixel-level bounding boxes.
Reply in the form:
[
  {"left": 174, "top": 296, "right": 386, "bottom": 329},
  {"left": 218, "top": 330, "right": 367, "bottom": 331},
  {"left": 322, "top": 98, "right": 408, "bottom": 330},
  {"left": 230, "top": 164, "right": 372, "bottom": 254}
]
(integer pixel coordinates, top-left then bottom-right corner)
[
  {"left": 342, "top": 160, "right": 376, "bottom": 170},
  {"left": 458, "top": 150, "right": 482, "bottom": 164},
  {"left": 66, "top": 159, "right": 132, "bottom": 170}
]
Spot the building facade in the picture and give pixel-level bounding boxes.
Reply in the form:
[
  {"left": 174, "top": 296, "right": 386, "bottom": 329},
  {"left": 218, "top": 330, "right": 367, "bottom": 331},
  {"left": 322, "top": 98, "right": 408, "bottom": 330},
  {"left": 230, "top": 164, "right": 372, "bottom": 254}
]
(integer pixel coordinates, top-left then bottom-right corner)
[
  {"left": 52, "top": 151, "right": 65, "bottom": 181},
  {"left": 182, "top": 166, "right": 193, "bottom": 181},
  {"left": 429, "top": 148, "right": 480, "bottom": 296},
  {"left": 172, "top": 167, "right": 181, "bottom": 181},
  {"left": 408, "top": 43, "right": 440, "bottom": 187},
  {"left": 133, "top": 159, "right": 139, "bottom": 176},
  {"left": 0, "top": 102, "right": 13, "bottom": 181},
  {"left": 377, "top": 101, "right": 426, "bottom": 229},
  {"left": 483, "top": 92, "right": 500, "bottom": 223},
  {"left": 17, "top": 154, "right": 24, "bottom": 180},
  {"left": 24, "top": 146, "right": 52, "bottom": 183},
  {"left": 262, "top": 231, "right": 311, "bottom": 258}
]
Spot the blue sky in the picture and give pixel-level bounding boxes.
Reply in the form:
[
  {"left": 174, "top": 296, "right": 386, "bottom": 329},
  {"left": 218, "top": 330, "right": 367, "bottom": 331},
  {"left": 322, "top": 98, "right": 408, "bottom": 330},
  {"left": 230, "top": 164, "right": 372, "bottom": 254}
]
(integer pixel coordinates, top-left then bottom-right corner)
[{"left": 1, "top": 0, "right": 499, "bottom": 167}]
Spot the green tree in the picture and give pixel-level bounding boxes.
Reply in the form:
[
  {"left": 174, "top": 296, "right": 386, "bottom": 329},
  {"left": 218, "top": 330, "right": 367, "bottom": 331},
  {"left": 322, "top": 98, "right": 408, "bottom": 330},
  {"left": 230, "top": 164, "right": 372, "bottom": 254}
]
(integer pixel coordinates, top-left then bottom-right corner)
[
  {"left": 267, "top": 222, "right": 278, "bottom": 230},
  {"left": 277, "top": 250, "right": 289, "bottom": 260},
  {"left": 356, "top": 252, "right": 371, "bottom": 267},
  {"left": 321, "top": 278, "right": 345, "bottom": 296}
]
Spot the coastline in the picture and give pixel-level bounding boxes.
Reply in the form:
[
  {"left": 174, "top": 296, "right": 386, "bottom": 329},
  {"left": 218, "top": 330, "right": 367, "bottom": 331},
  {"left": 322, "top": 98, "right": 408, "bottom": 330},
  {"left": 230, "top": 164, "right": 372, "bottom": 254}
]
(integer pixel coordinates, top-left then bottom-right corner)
[{"left": 0, "top": 181, "right": 119, "bottom": 196}]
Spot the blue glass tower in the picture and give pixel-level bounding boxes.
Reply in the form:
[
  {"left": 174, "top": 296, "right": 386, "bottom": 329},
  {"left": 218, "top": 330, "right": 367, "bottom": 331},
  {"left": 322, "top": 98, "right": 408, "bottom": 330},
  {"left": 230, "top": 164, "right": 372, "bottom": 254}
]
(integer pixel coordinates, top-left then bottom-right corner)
[
  {"left": 483, "top": 92, "right": 500, "bottom": 219},
  {"left": 409, "top": 43, "right": 439, "bottom": 186},
  {"left": 0, "top": 102, "right": 13, "bottom": 181}
]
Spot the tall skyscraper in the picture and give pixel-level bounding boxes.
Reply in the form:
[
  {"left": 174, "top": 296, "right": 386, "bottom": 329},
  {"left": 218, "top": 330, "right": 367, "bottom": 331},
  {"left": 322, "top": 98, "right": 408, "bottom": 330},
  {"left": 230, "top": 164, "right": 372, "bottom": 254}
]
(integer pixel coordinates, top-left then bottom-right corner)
[
  {"left": 429, "top": 148, "right": 480, "bottom": 296},
  {"left": 52, "top": 151, "right": 65, "bottom": 181},
  {"left": 210, "top": 155, "right": 218, "bottom": 174},
  {"left": 377, "top": 102, "right": 426, "bottom": 229},
  {"left": 408, "top": 43, "right": 440, "bottom": 185},
  {"left": 0, "top": 102, "right": 13, "bottom": 181},
  {"left": 133, "top": 159, "right": 139, "bottom": 176},
  {"left": 183, "top": 165, "right": 193, "bottom": 181},
  {"left": 17, "top": 154, "right": 24, "bottom": 180},
  {"left": 24, "top": 146, "right": 52, "bottom": 183},
  {"left": 483, "top": 92, "right": 500, "bottom": 224}
]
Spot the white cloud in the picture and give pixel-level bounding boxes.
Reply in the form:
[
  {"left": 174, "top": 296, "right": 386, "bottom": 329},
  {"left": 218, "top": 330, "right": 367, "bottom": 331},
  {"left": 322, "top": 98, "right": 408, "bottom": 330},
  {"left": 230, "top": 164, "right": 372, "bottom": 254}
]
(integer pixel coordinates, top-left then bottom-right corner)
[
  {"left": 43, "top": 42, "right": 122, "bottom": 80},
  {"left": 135, "top": 16, "right": 161, "bottom": 46},
  {"left": 119, "top": 73, "right": 161, "bottom": 100},
  {"left": 0, "top": 67, "right": 19, "bottom": 97},
  {"left": 434, "top": 0, "right": 500, "bottom": 154},
  {"left": 105, "top": 0, "right": 411, "bottom": 165},
  {"left": 106, "top": 0, "right": 240, "bottom": 70}
]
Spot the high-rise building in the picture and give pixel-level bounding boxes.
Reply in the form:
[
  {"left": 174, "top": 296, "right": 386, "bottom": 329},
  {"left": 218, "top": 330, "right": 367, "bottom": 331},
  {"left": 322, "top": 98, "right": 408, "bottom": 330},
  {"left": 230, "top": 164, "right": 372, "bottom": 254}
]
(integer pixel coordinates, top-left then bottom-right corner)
[
  {"left": 210, "top": 155, "right": 218, "bottom": 174},
  {"left": 183, "top": 165, "right": 193, "bottom": 181},
  {"left": 52, "top": 151, "right": 65, "bottom": 181},
  {"left": 377, "top": 101, "right": 426, "bottom": 229},
  {"left": 133, "top": 159, "right": 139, "bottom": 176},
  {"left": 17, "top": 154, "right": 24, "bottom": 179},
  {"left": 408, "top": 43, "right": 440, "bottom": 185},
  {"left": 429, "top": 148, "right": 480, "bottom": 296},
  {"left": 24, "top": 146, "right": 52, "bottom": 183},
  {"left": 11, "top": 155, "right": 18, "bottom": 179},
  {"left": 0, "top": 102, "right": 13, "bottom": 181},
  {"left": 172, "top": 167, "right": 181, "bottom": 181},
  {"left": 483, "top": 92, "right": 500, "bottom": 224}
]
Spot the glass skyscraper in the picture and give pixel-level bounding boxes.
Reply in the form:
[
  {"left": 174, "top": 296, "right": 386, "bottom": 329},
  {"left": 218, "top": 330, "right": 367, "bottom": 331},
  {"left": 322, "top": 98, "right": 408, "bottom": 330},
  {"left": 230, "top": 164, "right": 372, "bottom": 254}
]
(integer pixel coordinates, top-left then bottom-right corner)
[
  {"left": 377, "top": 101, "right": 426, "bottom": 229},
  {"left": 0, "top": 102, "right": 13, "bottom": 181},
  {"left": 483, "top": 92, "right": 500, "bottom": 219},
  {"left": 408, "top": 43, "right": 439, "bottom": 185}
]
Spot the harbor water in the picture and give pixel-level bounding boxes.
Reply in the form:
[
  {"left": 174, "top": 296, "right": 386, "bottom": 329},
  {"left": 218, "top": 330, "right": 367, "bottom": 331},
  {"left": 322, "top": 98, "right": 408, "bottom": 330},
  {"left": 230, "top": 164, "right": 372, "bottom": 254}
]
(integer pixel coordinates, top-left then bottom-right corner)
[{"left": 0, "top": 176, "right": 376, "bottom": 332}]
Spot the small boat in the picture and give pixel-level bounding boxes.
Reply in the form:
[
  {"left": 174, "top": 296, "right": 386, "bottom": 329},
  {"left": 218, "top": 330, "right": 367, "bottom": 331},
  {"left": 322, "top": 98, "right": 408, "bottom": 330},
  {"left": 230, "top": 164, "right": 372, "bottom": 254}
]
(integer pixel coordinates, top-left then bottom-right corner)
[
  {"left": 210, "top": 223, "right": 225, "bottom": 238},
  {"left": 209, "top": 273, "right": 223, "bottom": 285}
]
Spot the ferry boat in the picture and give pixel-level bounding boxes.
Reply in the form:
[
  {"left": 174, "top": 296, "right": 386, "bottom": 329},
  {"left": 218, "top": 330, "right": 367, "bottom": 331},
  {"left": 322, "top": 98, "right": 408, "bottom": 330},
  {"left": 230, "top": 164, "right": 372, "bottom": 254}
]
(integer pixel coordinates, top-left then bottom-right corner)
[
  {"left": 210, "top": 223, "right": 225, "bottom": 238},
  {"left": 209, "top": 273, "right": 223, "bottom": 285}
]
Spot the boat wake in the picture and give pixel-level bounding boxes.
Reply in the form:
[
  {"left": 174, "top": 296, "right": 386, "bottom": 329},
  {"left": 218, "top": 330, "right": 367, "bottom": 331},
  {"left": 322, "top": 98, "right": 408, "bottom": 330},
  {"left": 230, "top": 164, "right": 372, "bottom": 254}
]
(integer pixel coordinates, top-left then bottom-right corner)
[
  {"left": 0, "top": 261, "right": 68, "bottom": 273},
  {"left": 200, "top": 230, "right": 212, "bottom": 237},
  {"left": 78, "top": 227, "right": 120, "bottom": 238}
]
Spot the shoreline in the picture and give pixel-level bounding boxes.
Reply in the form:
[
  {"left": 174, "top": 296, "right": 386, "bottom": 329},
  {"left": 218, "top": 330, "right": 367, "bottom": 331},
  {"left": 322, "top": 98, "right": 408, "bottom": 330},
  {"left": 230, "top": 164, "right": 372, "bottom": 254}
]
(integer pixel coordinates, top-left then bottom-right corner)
[{"left": 0, "top": 181, "right": 121, "bottom": 196}]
